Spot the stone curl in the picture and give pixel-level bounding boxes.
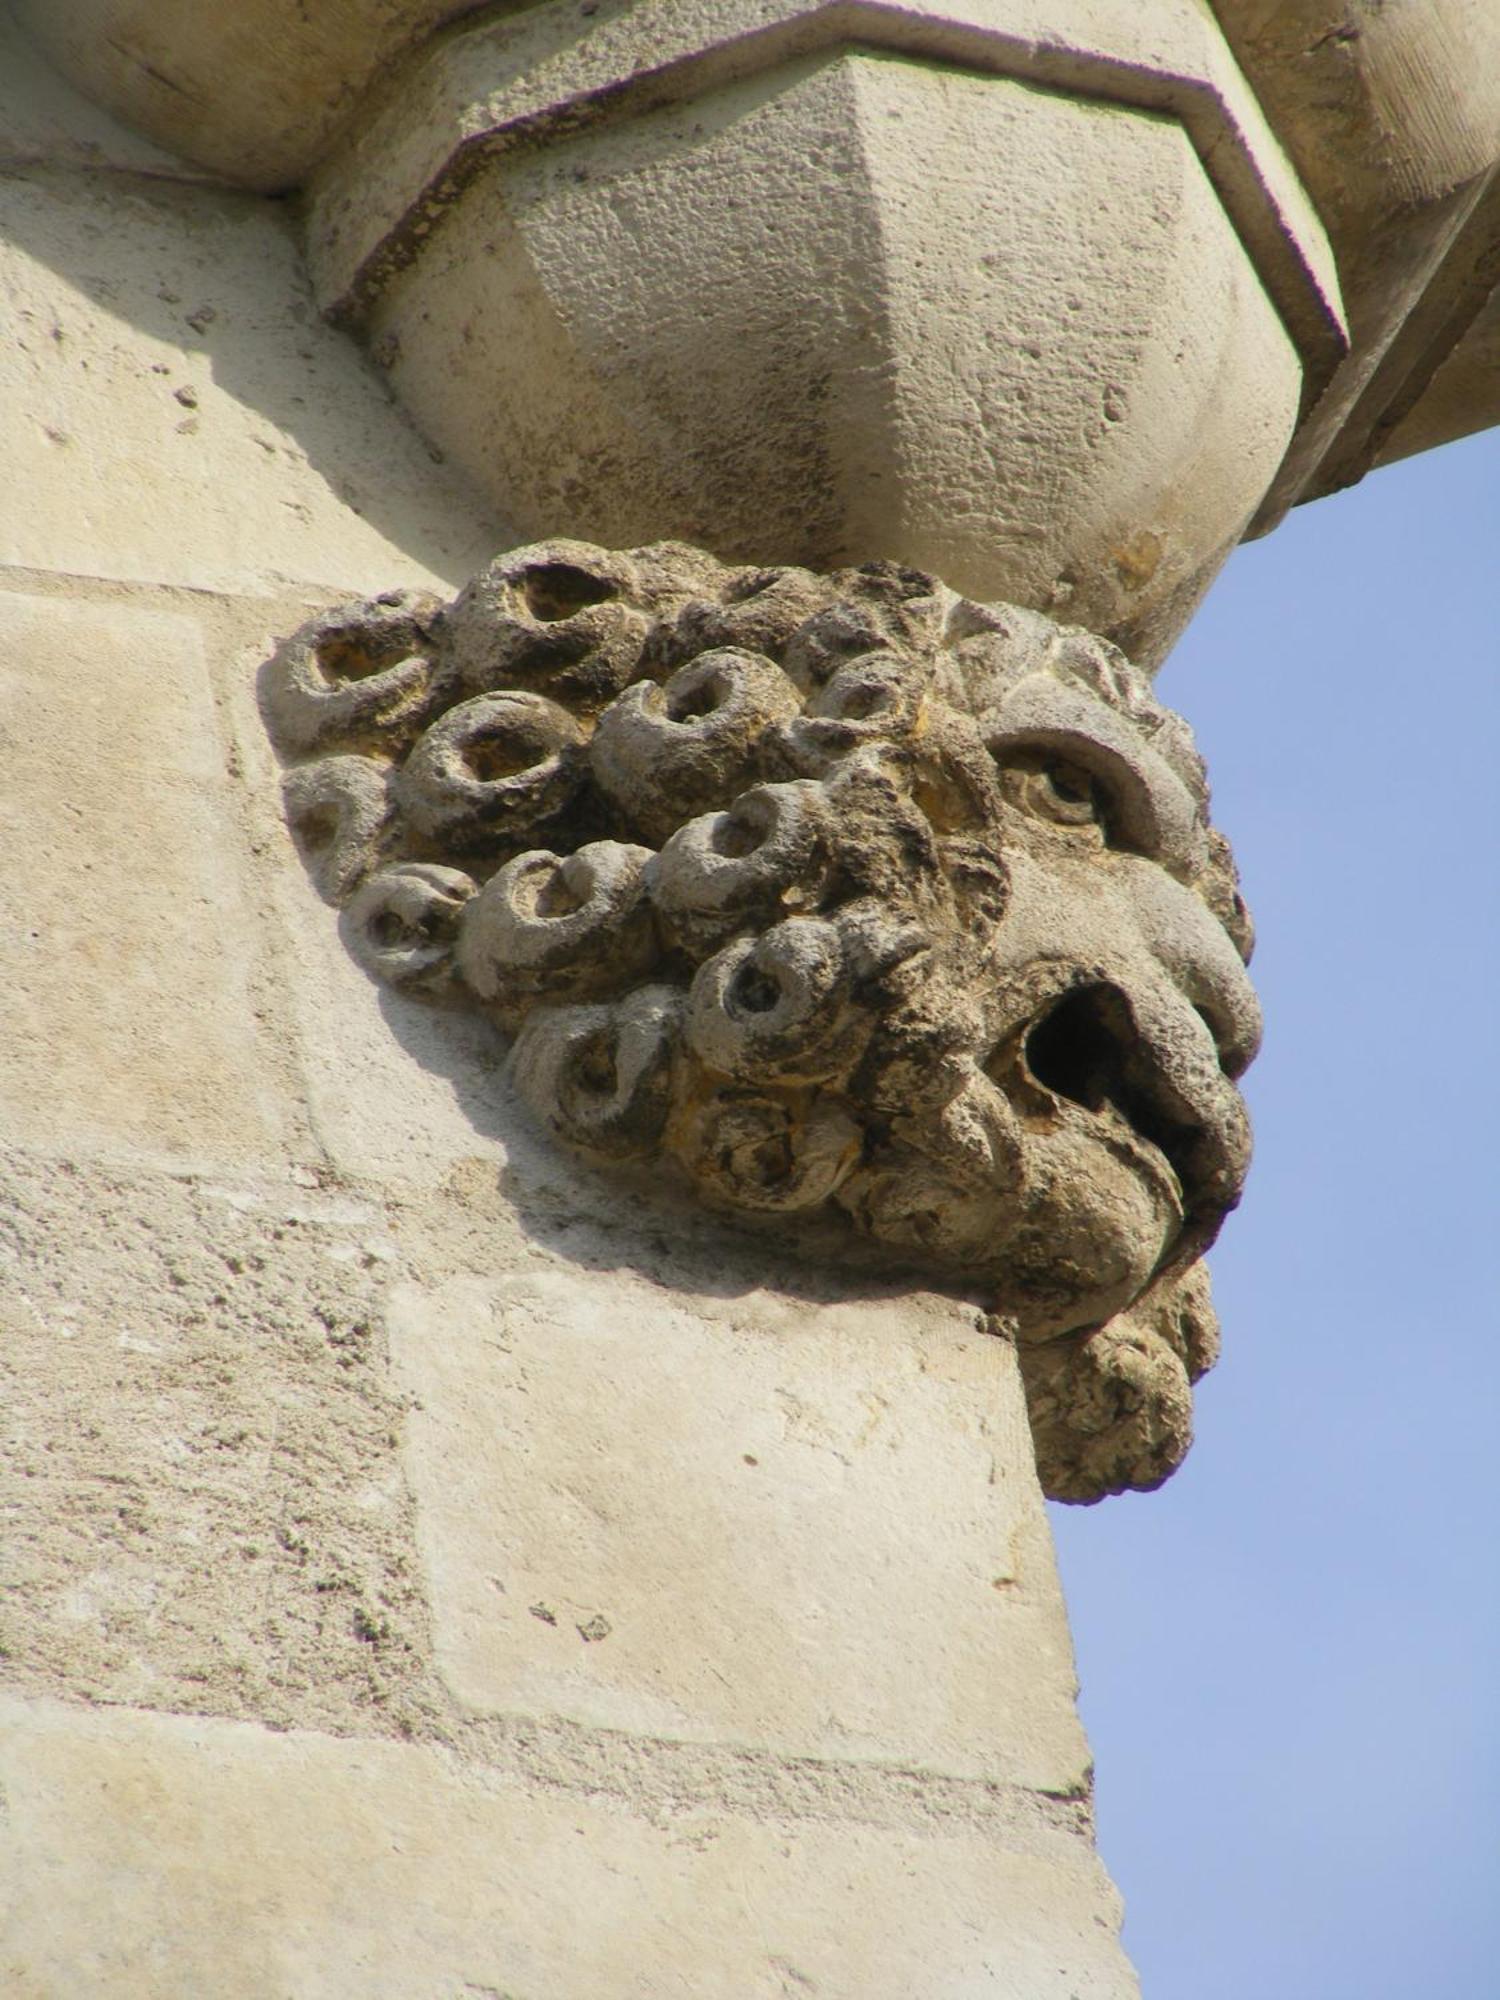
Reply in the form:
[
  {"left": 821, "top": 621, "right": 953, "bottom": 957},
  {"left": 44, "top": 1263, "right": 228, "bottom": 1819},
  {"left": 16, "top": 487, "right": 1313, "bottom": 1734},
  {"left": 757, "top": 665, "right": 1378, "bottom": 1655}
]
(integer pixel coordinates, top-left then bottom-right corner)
[
  {"left": 262, "top": 538, "right": 1262, "bottom": 1503},
  {"left": 457, "top": 840, "right": 657, "bottom": 1023}
]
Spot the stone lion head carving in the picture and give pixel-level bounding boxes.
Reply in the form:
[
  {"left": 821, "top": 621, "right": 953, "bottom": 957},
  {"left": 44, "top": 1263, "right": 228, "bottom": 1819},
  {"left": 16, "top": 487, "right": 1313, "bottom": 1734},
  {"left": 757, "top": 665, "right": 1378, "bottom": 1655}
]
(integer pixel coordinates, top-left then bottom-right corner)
[{"left": 263, "top": 539, "right": 1259, "bottom": 1501}]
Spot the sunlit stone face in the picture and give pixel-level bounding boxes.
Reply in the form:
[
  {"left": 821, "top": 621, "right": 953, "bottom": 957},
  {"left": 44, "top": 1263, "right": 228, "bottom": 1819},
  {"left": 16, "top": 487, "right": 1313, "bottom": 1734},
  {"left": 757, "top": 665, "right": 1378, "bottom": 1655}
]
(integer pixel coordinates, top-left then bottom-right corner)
[{"left": 263, "top": 539, "right": 1259, "bottom": 1499}]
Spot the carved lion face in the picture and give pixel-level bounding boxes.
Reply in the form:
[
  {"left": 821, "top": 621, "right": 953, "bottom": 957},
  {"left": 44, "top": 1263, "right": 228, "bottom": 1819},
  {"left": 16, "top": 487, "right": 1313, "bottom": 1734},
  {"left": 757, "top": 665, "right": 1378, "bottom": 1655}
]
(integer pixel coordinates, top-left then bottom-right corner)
[{"left": 263, "top": 540, "right": 1259, "bottom": 1500}]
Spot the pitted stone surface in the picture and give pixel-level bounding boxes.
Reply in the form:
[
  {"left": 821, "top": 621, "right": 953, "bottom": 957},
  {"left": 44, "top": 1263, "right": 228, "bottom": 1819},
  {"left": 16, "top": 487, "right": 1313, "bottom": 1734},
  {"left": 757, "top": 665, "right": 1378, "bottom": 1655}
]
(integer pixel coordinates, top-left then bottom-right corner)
[
  {"left": 264, "top": 539, "right": 1261, "bottom": 1499},
  {"left": 0, "top": 1147, "right": 438, "bottom": 1737}
]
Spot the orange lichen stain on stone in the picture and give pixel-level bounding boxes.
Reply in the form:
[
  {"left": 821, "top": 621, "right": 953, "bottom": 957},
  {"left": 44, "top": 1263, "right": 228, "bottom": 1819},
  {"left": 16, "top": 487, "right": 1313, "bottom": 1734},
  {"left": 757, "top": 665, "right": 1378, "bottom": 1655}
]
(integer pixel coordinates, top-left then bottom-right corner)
[{"left": 1110, "top": 529, "right": 1165, "bottom": 592}]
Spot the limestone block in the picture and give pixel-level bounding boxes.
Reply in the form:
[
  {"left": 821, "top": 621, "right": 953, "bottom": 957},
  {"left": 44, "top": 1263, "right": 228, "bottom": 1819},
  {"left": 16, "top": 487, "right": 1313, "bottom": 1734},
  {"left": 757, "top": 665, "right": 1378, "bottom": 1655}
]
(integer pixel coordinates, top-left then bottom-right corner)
[
  {"left": 390, "top": 1267, "right": 1091, "bottom": 1792},
  {"left": 214, "top": 697, "right": 506, "bottom": 1184},
  {"left": 265, "top": 856, "right": 520, "bottom": 1185},
  {"left": 189, "top": 608, "right": 514, "bottom": 1191},
  {"left": 0, "top": 1151, "right": 431, "bottom": 1735},
  {"left": 0, "top": 588, "right": 288, "bottom": 1164},
  {"left": 0, "top": 1695, "right": 1140, "bottom": 1998},
  {"left": 0, "top": 169, "right": 502, "bottom": 598}
]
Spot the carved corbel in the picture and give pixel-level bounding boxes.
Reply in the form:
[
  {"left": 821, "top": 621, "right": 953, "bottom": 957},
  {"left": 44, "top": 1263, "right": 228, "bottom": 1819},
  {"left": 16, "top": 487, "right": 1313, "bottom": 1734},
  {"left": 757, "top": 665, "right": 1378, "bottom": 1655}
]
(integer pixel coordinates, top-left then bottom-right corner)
[{"left": 264, "top": 540, "right": 1261, "bottom": 1501}]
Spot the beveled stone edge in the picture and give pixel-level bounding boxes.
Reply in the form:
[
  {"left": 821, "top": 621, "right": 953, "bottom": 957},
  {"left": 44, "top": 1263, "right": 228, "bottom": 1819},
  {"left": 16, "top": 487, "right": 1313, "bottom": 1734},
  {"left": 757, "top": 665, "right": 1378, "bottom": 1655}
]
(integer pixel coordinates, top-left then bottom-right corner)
[{"left": 305, "top": 0, "right": 1347, "bottom": 398}]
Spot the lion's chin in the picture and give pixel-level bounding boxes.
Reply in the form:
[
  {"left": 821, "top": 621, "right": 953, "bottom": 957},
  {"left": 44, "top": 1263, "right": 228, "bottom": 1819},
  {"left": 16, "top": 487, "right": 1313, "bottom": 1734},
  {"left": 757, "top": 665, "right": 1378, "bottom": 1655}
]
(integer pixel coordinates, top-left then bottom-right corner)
[
  {"left": 834, "top": 1113, "right": 1186, "bottom": 1337},
  {"left": 994, "top": 1118, "right": 1189, "bottom": 1340}
]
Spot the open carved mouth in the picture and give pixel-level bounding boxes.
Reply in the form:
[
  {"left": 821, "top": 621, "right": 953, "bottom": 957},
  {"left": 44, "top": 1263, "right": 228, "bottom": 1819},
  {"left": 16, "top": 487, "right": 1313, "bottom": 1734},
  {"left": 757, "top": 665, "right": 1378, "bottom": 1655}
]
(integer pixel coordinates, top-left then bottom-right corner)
[{"left": 1019, "top": 983, "right": 1223, "bottom": 1218}]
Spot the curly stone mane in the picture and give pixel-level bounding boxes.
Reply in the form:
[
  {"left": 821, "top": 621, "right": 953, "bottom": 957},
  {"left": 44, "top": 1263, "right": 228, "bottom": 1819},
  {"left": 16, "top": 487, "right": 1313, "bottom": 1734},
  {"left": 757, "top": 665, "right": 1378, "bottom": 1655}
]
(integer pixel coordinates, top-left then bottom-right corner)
[{"left": 262, "top": 539, "right": 1260, "bottom": 1501}]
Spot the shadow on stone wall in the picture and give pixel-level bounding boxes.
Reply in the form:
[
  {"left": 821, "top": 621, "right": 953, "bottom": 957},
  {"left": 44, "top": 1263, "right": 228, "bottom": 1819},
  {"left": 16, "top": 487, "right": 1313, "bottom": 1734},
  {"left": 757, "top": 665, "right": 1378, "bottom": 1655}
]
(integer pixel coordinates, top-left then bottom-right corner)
[{"left": 0, "top": 164, "right": 505, "bottom": 591}]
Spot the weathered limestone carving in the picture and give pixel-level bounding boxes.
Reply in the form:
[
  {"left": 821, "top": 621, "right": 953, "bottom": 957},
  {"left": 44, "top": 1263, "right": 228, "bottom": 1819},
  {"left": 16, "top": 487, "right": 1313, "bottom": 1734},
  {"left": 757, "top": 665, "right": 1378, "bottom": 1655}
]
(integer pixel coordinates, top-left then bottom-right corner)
[{"left": 263, "top": 540, "right": 1260, "bottom": 1501}]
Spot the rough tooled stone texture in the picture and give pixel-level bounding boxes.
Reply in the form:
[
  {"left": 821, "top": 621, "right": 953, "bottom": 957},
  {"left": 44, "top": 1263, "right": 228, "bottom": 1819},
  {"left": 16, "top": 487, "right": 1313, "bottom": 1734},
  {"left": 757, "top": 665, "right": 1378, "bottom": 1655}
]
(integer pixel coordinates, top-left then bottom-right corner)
[
  {"left": 0, "top": 1149, "right": 436, "bottom": 1737},
  {"left": 263, "top": 538, "right": 1261, "bottom": 1500}
]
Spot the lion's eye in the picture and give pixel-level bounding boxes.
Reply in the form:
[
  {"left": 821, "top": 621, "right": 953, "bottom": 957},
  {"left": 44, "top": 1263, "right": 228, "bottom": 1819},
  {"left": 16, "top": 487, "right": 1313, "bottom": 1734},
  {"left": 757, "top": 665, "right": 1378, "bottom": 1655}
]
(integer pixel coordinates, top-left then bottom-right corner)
[
  {"left": 1035, "top": 759, "right": 1098, "bottom": 819},
  {"left": 999, "top": 753, "right": 1109, "bottom": 833}
]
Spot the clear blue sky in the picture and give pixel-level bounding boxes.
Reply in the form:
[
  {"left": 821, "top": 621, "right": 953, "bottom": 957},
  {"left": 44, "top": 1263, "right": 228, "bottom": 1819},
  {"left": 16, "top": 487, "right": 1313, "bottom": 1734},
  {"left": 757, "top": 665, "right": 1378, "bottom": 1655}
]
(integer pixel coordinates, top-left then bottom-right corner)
[{"left": 1049, "top": 426, "right": 1500, "bottom": 1999}]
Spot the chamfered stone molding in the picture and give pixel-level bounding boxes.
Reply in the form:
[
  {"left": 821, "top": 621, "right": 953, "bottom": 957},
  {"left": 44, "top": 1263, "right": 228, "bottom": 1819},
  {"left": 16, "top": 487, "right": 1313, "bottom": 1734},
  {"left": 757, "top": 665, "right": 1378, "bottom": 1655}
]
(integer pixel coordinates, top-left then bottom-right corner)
[
  {"left": 301, "top": 0, "right": 1343, "bottom": 665},
  {"left": 263, "top": 537, "right": 1262, "bottom": 1502},
  {"left": 18, "top": 1, "right": 1500, "bottom": 585},
  {"left": 306, "top": 0, "right": 1344, "bottom": 355}
]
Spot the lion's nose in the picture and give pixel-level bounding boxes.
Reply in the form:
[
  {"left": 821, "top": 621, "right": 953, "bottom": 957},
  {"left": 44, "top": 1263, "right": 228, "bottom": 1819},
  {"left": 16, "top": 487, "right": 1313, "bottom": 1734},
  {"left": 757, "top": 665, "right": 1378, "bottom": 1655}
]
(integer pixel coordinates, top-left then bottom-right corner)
[
  {"left": 1120, "top": 859, "right": 1262, "bottom": 1080},
  {"left": 983, "top": 848, "right": 1259, "bottom": 1218}
]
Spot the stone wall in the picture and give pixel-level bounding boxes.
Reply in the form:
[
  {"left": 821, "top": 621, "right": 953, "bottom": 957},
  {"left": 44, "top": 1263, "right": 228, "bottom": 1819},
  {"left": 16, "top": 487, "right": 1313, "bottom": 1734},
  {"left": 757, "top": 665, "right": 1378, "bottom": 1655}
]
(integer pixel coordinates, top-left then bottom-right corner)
[{"left": 0, "top": 16, "right": 1139, "bottom": 1993}]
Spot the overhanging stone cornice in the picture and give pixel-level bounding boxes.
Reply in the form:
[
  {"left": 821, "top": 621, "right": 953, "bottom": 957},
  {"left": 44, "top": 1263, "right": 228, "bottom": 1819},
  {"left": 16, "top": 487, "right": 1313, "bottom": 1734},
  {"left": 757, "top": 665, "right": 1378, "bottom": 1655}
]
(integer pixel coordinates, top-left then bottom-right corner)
[
  {"left": 306, "top": 0, "right": 1347, "bottom": 398},
  {"left": 1252, "top": 159, "right": 1500, "bottom": 528}
]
